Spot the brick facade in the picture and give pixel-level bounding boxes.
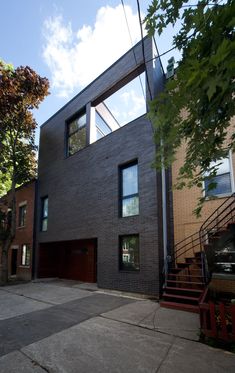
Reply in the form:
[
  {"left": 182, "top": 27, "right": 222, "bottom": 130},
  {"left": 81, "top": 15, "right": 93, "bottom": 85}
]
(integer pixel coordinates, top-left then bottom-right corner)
[
  {"left": 172, "top": 117, "right": 235, "bottom": 247},
  {"left": 36, "top": 37, "right": 166, "bottom": 297},
  {"left": 0, "top": 180, "right": 36, "bottom": 281}
]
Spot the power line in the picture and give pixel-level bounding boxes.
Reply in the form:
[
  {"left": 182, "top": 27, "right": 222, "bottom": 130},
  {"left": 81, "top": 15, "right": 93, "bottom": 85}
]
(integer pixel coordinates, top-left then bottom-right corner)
[
  {"left": 143, "top": 0, "right": 225, "bottom": 65},
  {"left": 136, "top": 0, "right": 153, "bottom": 101},
  {"left": 145, "top": 45, "right": 176, "bottom": 65},
  {"left": 120, "top": 0, "right": 145, "bottom": 101}
]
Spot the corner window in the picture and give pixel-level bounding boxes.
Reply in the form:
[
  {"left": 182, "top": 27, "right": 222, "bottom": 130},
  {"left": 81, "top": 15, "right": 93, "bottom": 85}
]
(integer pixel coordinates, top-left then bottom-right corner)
[
  {"left": 205, "top": 156, "right": 233, "bottom": 197},
  {"left": 21, "top": 244, "right": 30, "bottom": 266},
  {"left": 95, "top": 111, "right": 112, "bottom": 140},
  {"left": 120, "top": 161, "right": 139, "bottom": 217},
  {"left": 19, "top": 204, "right": 27, "bottom": 227},
  {"left": 67, "top": 112, "right": 86, "bottom": 156},
  {"left": 41, "top": 197, "right": 48, "bottom": 232},
  {"left": 120, "top": 235, "right": 140, "bottom": 271}
]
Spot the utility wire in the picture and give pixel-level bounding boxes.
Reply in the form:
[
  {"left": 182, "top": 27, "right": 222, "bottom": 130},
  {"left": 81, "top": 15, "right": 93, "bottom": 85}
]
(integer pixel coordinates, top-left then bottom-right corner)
[
  {"left": 121, "top": 0, "right": 146, "bottom": 101},
  {"left": 143, "top": 0, "right": 224, "bottom": 65},
  {"left": 136, "top": 0, "right": 153, "bottom": 101}
]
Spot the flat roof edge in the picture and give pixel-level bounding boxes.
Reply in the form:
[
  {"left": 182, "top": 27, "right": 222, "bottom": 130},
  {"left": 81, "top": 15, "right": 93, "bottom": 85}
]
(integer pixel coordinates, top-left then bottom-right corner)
[{"left": 41, "top": 36, "right": 155, "bottom": 129}]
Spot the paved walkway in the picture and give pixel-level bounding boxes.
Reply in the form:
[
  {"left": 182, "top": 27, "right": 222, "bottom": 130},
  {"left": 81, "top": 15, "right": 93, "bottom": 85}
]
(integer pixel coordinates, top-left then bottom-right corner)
[{"left": 0, "top": 279, "right": 234, "bottom": 372}]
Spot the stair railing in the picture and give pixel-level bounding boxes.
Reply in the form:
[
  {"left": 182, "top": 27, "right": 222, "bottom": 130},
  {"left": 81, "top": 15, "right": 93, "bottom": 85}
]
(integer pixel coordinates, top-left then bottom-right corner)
[
  {"left": 172, "top": 193, "right": 235, "bottom": 273},
  {"left": 199, "top": 193, "right": 235, "bottom": 243}
]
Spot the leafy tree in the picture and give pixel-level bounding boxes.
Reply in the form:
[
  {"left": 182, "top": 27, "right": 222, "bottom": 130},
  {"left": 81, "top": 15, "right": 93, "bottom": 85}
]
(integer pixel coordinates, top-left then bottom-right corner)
[
  {"left": 0, "top": 60, "right": 49, "bottom": 283},
  {"left": 145, "top": 0, "right": 235, "bottom": 214},
  {"left": 0, "top": 171, "right": 11, "bottom": 197}
]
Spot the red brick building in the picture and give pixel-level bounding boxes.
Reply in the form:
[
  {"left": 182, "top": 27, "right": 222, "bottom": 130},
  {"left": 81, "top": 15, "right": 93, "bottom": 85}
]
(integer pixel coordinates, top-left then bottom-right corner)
[{"left": 0, "top": 180, "right": 36, "bottom": 281}]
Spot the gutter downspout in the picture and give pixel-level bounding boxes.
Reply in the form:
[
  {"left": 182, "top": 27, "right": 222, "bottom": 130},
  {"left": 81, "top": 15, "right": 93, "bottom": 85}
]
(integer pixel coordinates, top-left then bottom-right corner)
[{"left": 161, "top": 151, "right": 168, "bottom": 284}]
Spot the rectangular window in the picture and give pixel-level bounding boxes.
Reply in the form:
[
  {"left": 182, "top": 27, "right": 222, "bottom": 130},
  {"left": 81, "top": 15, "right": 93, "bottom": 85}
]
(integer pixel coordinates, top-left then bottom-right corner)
[
  {"left": 41, "top": 197, "right": 48, "bottom": 231},
  {"left": 19, "top": 204, "right": 27, "bottom": 227},
  {"left": 95, "top": 111, "right": 112, "bottom": 140},
  {"left": 120, "top": 161, "right": 139, "bottom": 217},
  {"left": 21, "top": 244, "right": 30, "bottom": 266},
  {"left": 119, "top": 235, "right": 140, "bottom": 271},
  {"left": 205, "top": 156, "right": 233, "bottom": 197},
  {"left": 67, "top": 112, "right": 86, "bottom": 156}
]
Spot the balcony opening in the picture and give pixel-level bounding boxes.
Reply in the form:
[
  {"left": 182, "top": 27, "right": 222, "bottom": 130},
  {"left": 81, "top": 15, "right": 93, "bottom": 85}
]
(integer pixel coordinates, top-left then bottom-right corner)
[{"left": 90, "top": 71, "right": 146, "bottom": 143}]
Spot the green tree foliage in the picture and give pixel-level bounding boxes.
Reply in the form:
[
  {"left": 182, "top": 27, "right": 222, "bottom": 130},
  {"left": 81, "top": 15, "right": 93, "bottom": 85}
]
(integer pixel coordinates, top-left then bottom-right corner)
[
  {"left": 0, "top": 60, "right": 49, "bottom": 283},
  {"left": 145, "top": 0, "right": 235, "bottom": 214},
  {"left": 0, "top": 171, "right": 11, "bottom": 197}
]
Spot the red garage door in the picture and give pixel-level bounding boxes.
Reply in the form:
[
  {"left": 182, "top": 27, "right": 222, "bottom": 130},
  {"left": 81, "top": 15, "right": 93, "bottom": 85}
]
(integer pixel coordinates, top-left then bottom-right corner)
[{"left": 38, "top": 239, "right": 97, "bottom": 283}]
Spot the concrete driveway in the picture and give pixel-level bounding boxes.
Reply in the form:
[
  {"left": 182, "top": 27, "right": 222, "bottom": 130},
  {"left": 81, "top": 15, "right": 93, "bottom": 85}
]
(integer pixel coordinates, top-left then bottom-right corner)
[{"left": 0, "top": 279, "right": 234, "bottom": 372}]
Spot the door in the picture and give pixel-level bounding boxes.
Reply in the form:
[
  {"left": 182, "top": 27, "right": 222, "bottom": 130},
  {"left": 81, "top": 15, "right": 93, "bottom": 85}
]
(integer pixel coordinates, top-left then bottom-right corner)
[{"left": 11, "top": 249, "right": 18, "bottom": 275}]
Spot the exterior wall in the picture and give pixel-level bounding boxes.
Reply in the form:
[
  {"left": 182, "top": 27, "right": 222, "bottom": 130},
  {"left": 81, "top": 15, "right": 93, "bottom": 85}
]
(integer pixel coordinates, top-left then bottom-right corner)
[
  {"left": 36, "top": 37, "right": 164, "bottom": 296},
  {"left": 37, "top": 118, "right": 162, "bottom": 295},
  {"left": 172, "top": 117, "right": 235, "bottom": 247},
  {"left": 0, "top": 180, "right": 36, "bottom": 281}
]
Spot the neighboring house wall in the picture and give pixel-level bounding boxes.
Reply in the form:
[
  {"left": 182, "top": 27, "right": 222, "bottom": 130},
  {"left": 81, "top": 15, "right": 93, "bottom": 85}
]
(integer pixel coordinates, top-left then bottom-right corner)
[
  {"left": 36, "top": 37, "right": 166, "bottom": 296},
  {"left": 172, "top": 117, "right": 235, "bottom": 247},
  {"left": 0, "top": 180, "right": 36, "bottom": 281}
]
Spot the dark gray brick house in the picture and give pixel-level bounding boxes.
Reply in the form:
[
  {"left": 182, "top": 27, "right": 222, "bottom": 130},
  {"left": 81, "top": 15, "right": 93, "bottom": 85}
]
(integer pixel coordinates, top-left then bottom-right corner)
[{"left": 36, "top": 37, "right": 167, "bottom": 297}]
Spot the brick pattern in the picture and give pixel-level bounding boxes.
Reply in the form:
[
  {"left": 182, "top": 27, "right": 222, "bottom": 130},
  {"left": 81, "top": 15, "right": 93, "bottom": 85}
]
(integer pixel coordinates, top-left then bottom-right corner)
[
  {"left": 36, "top": 38, "right": 164, "bottom": 297},
  {"left": 0, "top": 180, "right": 36, "bottom": 281},
  {"left": 172, "top": 117, "right": 235, "bottom": 246},
  {"left": 37, "top": 118, "right": 162, "bottom": 296}
]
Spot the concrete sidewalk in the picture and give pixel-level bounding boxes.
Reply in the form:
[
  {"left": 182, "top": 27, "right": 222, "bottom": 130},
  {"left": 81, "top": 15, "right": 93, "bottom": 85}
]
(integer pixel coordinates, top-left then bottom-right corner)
[{"left": 0, "top": 280, "right": 234, "bottom": 372}]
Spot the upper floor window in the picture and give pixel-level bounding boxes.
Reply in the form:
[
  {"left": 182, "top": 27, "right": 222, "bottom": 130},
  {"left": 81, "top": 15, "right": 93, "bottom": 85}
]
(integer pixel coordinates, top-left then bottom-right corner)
[
  {"left": 67, "top": 112, "right": 86, "bottom": 156},
  {"left": 19, "top": 204, "right": 27, "bottom": 227},
  {"left": 120, "top": 161, "right": 139, "bottom": 217},
  {"left": 205, "top": 155, "right": 233, "bottom": 197},
  {"left": 41, "top": 197, "right": 48, "bottom": 232},
  {"left": 95, "top": 111, "right": 112, "bottom": 140}
]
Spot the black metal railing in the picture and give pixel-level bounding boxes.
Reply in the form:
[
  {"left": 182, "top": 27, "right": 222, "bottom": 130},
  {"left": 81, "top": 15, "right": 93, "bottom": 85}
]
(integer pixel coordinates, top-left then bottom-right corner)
[{"left": 171, "top": 193, "right": 235, "bottom": 282}]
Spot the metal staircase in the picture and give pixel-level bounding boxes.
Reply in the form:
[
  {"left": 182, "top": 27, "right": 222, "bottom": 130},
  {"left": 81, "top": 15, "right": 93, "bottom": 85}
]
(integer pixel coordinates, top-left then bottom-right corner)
[{"left": 161, "top": 193, "right": 235, "bottom": 313}]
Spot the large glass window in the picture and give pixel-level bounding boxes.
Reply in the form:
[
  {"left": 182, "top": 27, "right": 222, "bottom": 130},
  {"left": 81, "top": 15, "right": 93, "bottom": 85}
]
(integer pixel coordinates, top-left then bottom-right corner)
[
  {"left": 120, "top": 161, "right": 139, "bottom": 217},
  {"left": 120, "top": 235, "right": 140, "bottom": 271},
  {"left": 19, "top": 204, "right": 26, "bottom": 227},
  {"left": 41, "top": 197, "right": 48, "bottom": 232},
  {"left": 95, "top": 111, "right": 112, "bottom": 140},
  {"left": 21, "top": 244, "right": 30, "bottom": 266},
  {"left": 205, "top": 156, "right": 233, "bottom": 197},
  {"left": 67, "top": 113, "right": 86, "bottom": 156}
]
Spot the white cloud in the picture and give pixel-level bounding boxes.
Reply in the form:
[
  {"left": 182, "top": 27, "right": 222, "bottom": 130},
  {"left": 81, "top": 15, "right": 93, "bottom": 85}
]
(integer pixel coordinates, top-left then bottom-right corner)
[{"left": 42, "top": 5, "right": 145, "bottom": 98}]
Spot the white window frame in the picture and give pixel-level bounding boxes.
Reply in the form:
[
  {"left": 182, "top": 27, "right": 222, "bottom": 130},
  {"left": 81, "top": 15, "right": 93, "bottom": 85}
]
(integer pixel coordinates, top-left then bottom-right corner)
[
  {"left": 204, "top": 151, "right": 235, "bottom": 198},
  {"left": 21, "top": 244, "right": 30, "bottom": 267}
]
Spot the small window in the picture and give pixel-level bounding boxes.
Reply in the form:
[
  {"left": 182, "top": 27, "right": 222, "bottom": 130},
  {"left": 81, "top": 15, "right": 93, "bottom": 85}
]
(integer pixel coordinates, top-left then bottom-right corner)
[
  {"left": 19, "top": 204, "right": 27, "bottom": 227},
  {"left": 41, "top": 197, "right": 48, "bottom": 232},
  {"left": 119, "top": 235, "right": 140, "bottom": 271},
  {"left": 120, "top": 161, "right": 139, "bottom": 217},
  {"left": 205, "top": 156, "right": 233, "bottom": 197},
  {"left": 67, "top": 112, "right": 86, "bottom": 156},
  {"left": 21, "top": 244, "right": 30, "bottom": 266}
]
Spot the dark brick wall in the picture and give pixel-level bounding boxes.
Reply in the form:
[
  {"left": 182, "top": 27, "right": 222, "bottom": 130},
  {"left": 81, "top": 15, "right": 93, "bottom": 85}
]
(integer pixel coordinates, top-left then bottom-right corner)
[
  {"left": 36, "top": 37, "right": 164, "bottom": 296},
  {"left": 37, "top": 118, "right": 161, "bottom": 295}
]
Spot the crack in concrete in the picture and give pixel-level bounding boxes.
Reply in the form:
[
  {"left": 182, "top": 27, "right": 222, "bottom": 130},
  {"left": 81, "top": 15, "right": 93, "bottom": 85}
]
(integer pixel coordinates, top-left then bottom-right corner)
[
  {"left": 19, "top": 350, "right": 51, "bottom": 373},
  {"left": 100, "top": 314, "right": 199, "bottom": 342},
  {"left": 0, "top": 287, "right": 55, "bottom": 306},
  {"left": 155, "top": 336, "right": 176, "bottom": 373}
]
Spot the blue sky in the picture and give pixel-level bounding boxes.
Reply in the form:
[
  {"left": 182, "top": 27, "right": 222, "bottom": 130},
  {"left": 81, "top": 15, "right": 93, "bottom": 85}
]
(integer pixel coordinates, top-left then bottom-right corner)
[{"left": 0, "top": 0, "right": 180, "bottom": 145}]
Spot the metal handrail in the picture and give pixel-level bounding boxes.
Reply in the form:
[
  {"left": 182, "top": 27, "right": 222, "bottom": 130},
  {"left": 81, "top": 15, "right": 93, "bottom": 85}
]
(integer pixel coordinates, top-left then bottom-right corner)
[
  {"left": 200, "top": 193, "right": 235, "bottom": 233},
  {"left": 173, "top": 194, "right": 235, "bottom": 265}
]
